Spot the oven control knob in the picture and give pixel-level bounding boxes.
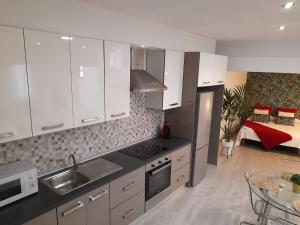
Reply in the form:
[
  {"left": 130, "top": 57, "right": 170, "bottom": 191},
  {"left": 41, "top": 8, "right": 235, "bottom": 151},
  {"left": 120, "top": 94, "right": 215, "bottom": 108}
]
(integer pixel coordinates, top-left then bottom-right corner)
[
  {"left": 158, "top": 161, "right": 162, "bottom": 164},
  {"left": 151, "top": 164, "right": 155, "bottom": 168},
  {"left": 165, "top": 158, "right": 168, "bottom": 161}
]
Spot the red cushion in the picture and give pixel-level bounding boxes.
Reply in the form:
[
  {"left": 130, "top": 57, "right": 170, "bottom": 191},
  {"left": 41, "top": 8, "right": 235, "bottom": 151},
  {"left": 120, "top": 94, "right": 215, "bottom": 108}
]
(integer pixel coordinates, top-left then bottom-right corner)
[
  {"left": 255, "top": 105, "right": 272, "bottom": 115},
  {"left": 277, "top": 108, "right": 298, "bottom": 113}
]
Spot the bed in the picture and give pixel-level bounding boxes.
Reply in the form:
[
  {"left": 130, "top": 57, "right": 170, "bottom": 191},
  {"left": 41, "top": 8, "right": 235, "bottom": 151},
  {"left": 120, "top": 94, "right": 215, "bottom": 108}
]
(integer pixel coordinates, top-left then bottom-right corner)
[{"left": 236, "top": 119, "right": 300, "bottom": 149}]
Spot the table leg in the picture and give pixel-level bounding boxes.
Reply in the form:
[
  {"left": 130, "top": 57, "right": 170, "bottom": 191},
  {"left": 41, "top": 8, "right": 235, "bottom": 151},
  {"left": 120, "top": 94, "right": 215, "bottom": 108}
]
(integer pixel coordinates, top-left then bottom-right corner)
[{"left": 260, "top": 202, "right": 270, "bottom": 225}]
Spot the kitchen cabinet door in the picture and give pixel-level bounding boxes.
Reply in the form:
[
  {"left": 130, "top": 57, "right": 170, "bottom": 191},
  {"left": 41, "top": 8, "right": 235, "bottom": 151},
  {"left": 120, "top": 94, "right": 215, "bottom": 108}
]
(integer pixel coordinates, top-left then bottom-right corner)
[
  {"left": 0, "top": 26, "right": 32, "bottom": 143},
  {"left": 213, "top": 55, "right": 228, "bottom": 86},
  {"left": 110, "top": 191, "right": 145, "bottom": 225},
  {"left": 86, "top": 184, "right": 110, "bottom": 225},
  {"left": 70, "top": 37, "right": 105, "bottom": 127},
  {"left": 57, "top": 196, "right": 86, "bottom": 225},
  {"left": 198, "top": 53, "right": 215, "bottom": 87},
  {"left": 104, "top": 41, "right": 130, "bottom": 121},
  {"left": 110, "top": 166, "right": 145, "bottom": 209},
  {"left": 24, "top": 30, "right": 73, "bottom": 135},
  {"left": 162, "top": 50, "right": 184, "bottom": 110},
  {"left": 23, "top": 209, "right": 57, "bottom": 225}
]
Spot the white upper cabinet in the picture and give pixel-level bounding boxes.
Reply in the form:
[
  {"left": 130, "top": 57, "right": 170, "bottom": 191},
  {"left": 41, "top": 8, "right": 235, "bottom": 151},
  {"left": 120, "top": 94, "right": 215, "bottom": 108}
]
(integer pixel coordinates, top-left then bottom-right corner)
[
  {"left": 104, "top": 41, "right": 130, "bottom": 121},
  {"left": 198, "top": 53, "right": 228, "bottom": 87},
  {"left": 213, "top": 55, "right": 228, "bottom": 85},
  {"left": 145, "top": 49, "right": 184, "bottom": 110},
  {"left": 0, "top": 26, "right": 32, "bottom": 143},
  {"left": 24, "top": 30, "right": 73, "bottom": 135},
  {"left": 70, "top": 37, "right": 105, "bottom": 127},
  {"left": 198, "top": 53, "right": 215, "bottom": 87},
  {"left": 163, "top": 50, "right": 184, "bottom": 109}
]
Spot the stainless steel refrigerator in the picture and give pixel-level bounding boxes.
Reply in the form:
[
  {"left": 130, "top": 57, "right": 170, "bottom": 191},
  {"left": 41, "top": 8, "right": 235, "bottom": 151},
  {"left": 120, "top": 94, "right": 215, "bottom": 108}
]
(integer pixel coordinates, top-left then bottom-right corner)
[{"left": 192, "top": 91, "right": 214, "bottom": 186}]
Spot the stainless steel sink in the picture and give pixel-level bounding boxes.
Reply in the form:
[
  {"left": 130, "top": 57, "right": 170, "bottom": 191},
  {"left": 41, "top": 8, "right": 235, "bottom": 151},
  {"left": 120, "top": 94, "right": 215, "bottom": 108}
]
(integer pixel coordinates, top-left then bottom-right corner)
[
  {"left": 42, "top": 158, "right": 122, "bottom": 195},
  {"left": 42, "top": 169, "right": 90, "bottom": 195}
]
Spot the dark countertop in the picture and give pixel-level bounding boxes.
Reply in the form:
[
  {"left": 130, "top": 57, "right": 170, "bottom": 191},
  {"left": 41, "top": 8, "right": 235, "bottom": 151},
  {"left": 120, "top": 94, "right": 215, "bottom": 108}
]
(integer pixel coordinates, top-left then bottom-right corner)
[{"left": 0, "top": 137, "right": 190, "bottom": 225}]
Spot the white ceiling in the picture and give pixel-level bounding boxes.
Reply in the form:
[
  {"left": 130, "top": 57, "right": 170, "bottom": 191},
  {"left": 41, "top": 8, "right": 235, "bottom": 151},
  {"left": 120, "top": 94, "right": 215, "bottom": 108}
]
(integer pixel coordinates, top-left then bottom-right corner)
[{"left": 80, "top": 0, "right": 300, "bottom": 40}]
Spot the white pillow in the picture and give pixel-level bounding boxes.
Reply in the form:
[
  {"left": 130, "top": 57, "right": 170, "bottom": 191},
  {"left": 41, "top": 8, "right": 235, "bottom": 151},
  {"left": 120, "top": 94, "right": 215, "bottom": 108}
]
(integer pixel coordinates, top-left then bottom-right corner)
[
  {"left": 278, "top": 111, "right": 295, "bottom": 118},
  {"left": 254, "top": 109, "right": 269, "bottom": 115}
]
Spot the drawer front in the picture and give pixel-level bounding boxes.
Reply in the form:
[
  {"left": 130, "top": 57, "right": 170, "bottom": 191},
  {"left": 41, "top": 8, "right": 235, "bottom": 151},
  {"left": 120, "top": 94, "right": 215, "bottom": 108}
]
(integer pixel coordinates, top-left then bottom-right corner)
[
  {"left": 110, "top": 166, "right": 145, "bottom": 208},
  {"left": 171, "top": 164, "right": 190, "bottom": 191},
  {"left": 23, "top": 209, "right": 57, "bottom": 225},
  {"left": 110, "top": 191, "right": 145, "bottom": 225},
  {"left": 57, "top": 196, "right": 86, "bottom": 225},
  {"left": 86, "top": 184, "right": 110, "bottom": 225},
  {"left": 171, "top": 144, "right": 191, "bottom": 172}
]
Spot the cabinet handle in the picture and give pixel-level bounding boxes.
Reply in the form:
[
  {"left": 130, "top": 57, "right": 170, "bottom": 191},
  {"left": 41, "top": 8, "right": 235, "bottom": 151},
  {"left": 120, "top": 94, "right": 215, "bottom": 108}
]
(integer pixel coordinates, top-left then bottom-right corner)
[
  {"left": 217, "top": 80, "right": 224, "bottom": 83},
  {"left": 62, "top": 201, "right": 84, "bottom": 217},
  {"left": 122, "top": 181, "right": 136, "bottom": 192},
  {"left": 111, "top": 112, "right": 126, "bottom": 118},
  {"left": 169, "top": 103, "right": 179, "bottom": 107},
  {"left": 203, "top": 81, "right": 211, "bottom": 84},
  {"left": 0, "top": 132, "right": 14, "bottom": 139},
  {"left": 41, "top": 123, "right": 64, "bottom": 131},
  {"left": 89, "top": 190, "right": 108, "bottom": 202},
  {"left": 122, "top": 208, "right": 136, "bottom": 219},
  {"left": 81, "top": 117, "right": 100, "bottom": 123},
  {"left": 177, "top": 174, "right": 185, "bottom": 182},
  {"left": 177, "top": 155, "right": 185, "bottom": 162}
]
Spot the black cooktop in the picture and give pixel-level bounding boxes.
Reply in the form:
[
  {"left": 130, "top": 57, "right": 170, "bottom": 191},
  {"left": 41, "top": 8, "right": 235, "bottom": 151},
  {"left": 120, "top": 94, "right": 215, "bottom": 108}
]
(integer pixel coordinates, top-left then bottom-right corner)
[{"left": 119, "top": 141, "right": 169, "bottom": 160}]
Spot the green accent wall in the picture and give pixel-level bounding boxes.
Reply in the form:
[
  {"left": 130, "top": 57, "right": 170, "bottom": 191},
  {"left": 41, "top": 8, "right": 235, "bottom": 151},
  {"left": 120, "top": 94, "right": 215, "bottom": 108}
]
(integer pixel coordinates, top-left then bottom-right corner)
[{"left": 245, "top": 72, "right": 300, "bottom": 119}]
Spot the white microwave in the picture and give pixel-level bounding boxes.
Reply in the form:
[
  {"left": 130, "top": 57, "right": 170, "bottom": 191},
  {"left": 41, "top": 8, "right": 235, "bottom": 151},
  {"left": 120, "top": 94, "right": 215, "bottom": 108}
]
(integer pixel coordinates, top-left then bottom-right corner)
[{"left": 0, "top": 162, "right": 38, "bottom": 207}]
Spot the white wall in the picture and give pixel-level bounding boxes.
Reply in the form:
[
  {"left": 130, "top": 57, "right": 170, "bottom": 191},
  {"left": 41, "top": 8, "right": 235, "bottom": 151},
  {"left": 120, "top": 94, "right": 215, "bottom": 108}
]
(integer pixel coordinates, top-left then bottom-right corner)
[
  {"left": 216, "top": 40, "right": 300, "bottom": 74},
  {"left": 224, "top": 71, "right": 247, "bottom": 89},
  {"left": 0, "top": 0, "right": 216, "bottom": 52}
]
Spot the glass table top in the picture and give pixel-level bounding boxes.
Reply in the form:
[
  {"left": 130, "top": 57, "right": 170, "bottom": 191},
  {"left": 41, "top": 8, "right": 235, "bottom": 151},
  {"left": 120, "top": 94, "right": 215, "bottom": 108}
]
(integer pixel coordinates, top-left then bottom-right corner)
[{"left": 248, "top": 171, "right": 300, "bottom": 217}]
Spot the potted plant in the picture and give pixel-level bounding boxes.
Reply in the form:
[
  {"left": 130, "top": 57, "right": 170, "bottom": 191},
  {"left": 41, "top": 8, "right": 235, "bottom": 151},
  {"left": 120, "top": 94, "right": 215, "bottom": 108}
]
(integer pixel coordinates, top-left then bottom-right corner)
[
  {"left": 291, "top": 174, "right": 300, "bottom": 194},
  {"left": 221, "top": 85, "right": 246, "bottom": 156}
]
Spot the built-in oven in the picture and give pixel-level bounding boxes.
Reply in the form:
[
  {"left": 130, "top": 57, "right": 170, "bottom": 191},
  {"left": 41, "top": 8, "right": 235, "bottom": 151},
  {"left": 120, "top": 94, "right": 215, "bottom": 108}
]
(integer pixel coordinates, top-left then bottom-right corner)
[{"left": 145, "top": 155, "right": 172, "bottom": 201}]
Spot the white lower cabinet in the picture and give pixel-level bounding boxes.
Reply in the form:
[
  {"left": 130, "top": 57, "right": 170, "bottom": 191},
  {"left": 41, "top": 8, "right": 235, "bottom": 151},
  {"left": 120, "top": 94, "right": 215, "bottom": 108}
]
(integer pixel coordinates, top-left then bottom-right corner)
[
  {"left": 171, "top": 144, "right": 191, "bottom": 191},
  {"left": 24, "top": 29, "right": 73, "bottom": 136},
  {"left": 57, "top": 196, "right": 86, "bottom": 225},
  {"left": 110, "top": 191, "right": 145, "bottom": 225},
  {"left": 70, "top": 37, "right": 105, "bottom": 127},
  {"left": 0, "top": 26, "right": 32, "bottom": 143},
  {"left": 171, "top": 164, "right": 190, "bottom": 191},
  {"left": 104, "top": 41, "right": 130, "bottom": 121},
  {"left": 86, "top": 184, "right": 110, "bottom": 225},
  {"left": 23, "top": 210, "right": 57, "bottom": 225}
]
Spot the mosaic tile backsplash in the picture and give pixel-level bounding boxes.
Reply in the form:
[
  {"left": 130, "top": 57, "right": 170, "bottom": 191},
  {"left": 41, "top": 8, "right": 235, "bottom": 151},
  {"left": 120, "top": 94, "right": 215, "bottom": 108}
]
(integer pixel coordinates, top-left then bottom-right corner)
[{"left": 0, "top": 93, "right": 164, "bottom": 175}]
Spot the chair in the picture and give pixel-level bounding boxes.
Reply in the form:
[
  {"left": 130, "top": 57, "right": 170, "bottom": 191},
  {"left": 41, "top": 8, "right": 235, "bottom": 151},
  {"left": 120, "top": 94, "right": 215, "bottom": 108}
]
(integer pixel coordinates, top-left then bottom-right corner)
[{"left": 240, "top": 172, "right": 296, "bottom": 225}]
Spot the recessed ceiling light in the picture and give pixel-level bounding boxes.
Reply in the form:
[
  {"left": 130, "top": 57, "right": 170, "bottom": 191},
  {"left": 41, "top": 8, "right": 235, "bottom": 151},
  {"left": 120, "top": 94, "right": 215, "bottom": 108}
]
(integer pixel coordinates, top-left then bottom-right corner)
[
  {"left": 61, "top": 36, "right": 73, "bottom": 40},
  {"left": 141, "top": 45, "right": 145, "bottom": 48},
  {"left": 279, "top": 25, "right": 285, "bottom": 31},
  {"left": 282, "top": 1, "right": 295, "bottom": 9}
]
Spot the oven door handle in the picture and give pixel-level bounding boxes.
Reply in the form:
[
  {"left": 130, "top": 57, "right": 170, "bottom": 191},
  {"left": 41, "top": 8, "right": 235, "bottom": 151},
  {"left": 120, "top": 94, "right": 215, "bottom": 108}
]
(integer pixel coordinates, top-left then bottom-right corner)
[{"left": 150, "top": 162, "right": 171, "bottom": 175}]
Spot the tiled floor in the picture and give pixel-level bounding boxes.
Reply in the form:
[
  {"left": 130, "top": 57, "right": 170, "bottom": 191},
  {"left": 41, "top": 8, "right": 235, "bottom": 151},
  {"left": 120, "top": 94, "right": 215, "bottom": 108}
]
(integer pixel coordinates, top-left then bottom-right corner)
[{"left": 130, "top": 143, "right": 300, "bottom": 225}]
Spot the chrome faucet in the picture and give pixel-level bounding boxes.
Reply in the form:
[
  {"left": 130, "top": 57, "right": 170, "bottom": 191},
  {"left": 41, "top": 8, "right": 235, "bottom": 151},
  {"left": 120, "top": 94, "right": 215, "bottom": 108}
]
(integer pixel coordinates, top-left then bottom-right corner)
[{"left": 69, "top": 154, "right": 78, "bottom": 170}]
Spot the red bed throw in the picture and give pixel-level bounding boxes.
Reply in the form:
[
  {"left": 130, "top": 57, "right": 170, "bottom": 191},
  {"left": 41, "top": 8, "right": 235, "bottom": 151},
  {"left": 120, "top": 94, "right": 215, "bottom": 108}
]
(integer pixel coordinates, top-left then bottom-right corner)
[{"left": 244, "top": 120, "right": 292, "bottom": 150}]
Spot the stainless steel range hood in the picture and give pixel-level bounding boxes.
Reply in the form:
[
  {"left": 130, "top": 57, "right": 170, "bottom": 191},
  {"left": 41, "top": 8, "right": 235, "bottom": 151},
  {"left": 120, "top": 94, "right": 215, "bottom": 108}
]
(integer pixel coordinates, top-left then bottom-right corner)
[{"left": 130, "top": 47, "right": 167, "bottom": 93}]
